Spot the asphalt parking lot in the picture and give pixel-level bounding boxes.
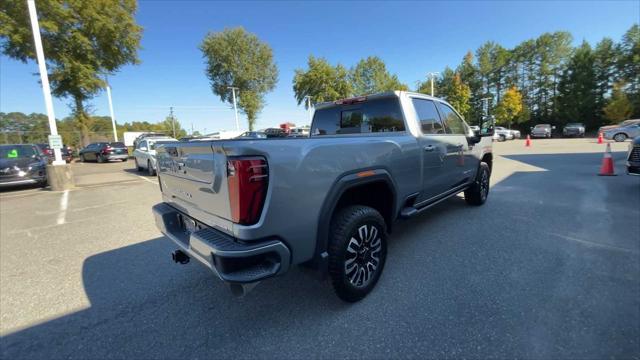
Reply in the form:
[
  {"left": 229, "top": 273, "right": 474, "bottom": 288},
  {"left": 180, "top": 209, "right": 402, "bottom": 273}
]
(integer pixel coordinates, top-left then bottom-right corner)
[{"left": 1, "top": 138, "right": 638, "bottom": 359}]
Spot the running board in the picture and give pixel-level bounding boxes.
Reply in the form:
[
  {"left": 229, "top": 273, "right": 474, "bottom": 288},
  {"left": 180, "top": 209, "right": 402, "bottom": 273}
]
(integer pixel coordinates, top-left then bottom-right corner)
[{"left": 400, "top": 185, "right": 469, "bottom": 219}]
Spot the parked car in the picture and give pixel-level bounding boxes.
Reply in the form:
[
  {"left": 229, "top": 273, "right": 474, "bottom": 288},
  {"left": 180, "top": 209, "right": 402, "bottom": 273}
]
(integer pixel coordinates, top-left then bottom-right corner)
[
  {"left": 627, "top": 136, "right": 640, "bottom": 176},
  {"left": 510, "top": 129, "right": 521, "bottom": 139},
  {"left": 36, "top": 143, "right": 53, "bottom": 158},
  {"left": 0, "top": 144, "right": 48, "bottom": 188},
  {"left": 133, "top": 137, "right": 177, "bottom": 176},
  {"left": 236, "top": 131, "right": 267, "bottom": 139},
  {"left": 79, "top": 142, "right": 129, "bottom": 163},
  {"left": 563, "top": 123, "right": 585, "bottom": 137},
  {"left": 530, "top": 124, "right": 555, "bottom": 138},
  {"left": 288, "top": 128, "right": 310, "bottom": 138},
  {"left": 598, "top": 119, "right": 640, "bottom": 134},
  {"left": 263, "top": 128, "right": 287, "bottom": 138},
  {"left": 60, "top": 146, "right": 74, "bottom": 163},
  {"left": 133, "top": 132, "right": 168, "bottom": 150},
  {"left": 603, "top": 122, "right": 640, "bottom": 142},
  {"left": 494, "top": 127, "right": 515, "bottom": 141},
  {"left": 153, "top": 91, "right": 494, "bottom": 302}
]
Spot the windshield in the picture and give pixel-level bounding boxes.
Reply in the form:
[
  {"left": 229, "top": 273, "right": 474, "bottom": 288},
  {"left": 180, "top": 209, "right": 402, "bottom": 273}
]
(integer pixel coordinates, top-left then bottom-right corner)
[
  {"left": 566, "top": 123, "right": 583, "bottom": 127},
  {"left": 0, "top": 145, "right": 37, "bottom": 159},
  {"left": 534, "top": 124, "right": 550, "bottom": 129}
]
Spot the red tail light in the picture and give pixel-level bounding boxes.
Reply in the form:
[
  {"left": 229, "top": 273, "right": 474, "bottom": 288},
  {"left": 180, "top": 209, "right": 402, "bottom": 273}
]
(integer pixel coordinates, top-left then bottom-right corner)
[{"left": 227, "top": 157, "right": 268, "bottom": 225}]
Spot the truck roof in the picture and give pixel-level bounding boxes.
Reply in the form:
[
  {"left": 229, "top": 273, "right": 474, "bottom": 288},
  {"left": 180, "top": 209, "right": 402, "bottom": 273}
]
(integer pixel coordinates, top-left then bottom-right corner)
[{"left": 314, "top": 91, "right": 443, "bottom": 110}]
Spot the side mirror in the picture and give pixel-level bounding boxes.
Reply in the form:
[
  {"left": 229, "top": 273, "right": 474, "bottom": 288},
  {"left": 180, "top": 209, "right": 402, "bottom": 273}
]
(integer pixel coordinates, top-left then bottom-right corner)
[
  {"left": 139, "top": 146, "right": 147, "bottom": 151},
  {"left": 477, "top": 116, "right": 495, "bottom": 137}
]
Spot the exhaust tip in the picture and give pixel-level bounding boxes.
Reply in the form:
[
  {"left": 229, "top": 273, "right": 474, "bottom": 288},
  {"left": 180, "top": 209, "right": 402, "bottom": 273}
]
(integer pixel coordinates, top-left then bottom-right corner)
[{"left": 172, "top": 250, "right": 190, "bottom": 264}]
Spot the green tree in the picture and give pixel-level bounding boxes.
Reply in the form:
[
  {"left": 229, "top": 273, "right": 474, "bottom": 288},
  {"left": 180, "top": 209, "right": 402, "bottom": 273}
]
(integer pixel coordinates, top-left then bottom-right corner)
[
  {"left": 593, "top": 38, "right": 620, "bottom": 120},
  {"left": 494, "top": 86, "right": 524, "bottom": 127},
  {"left": 200, "top": 27, "right": 278, "bottom": 130},
  {"left": 617, "top": 24, "right": 640, "bottom": 117},
  {"left": 0, "top": 0, "right": 142, "bottom": 146},
  {"left": 556, "top": 41, "right": 597, "bottom": 128},
  {"left": 293, "top": 56, "right": 352, "bottom": 107},
  {"left": 349, "top": 56, "right": 408, "bottom": 96},
  {"left": 604, "top": 82, "right": 633, "bottom": 123}
]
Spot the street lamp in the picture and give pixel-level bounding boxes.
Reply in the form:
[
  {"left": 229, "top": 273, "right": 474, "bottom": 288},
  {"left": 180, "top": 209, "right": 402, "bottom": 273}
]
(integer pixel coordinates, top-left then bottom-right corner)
[
  {"left": 27, "top": 0, "right": 73, "bottom": 189},
  {"left": 228, "top": 86, "right": 240, "bottom": 131},
  {"left": 426, "top": 72, "right": 440, "bottom": 97},
  {"left": 105, "top": 77, "right": 118, "bottom": 141},
  {"left": 303, "top": 95, "right": 313, "bottom": 124}
]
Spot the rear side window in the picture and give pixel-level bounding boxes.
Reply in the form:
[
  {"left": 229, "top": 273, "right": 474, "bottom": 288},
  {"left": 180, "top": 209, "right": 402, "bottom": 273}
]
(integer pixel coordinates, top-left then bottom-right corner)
[
  {"left": 312, "top": 98, "right": 405, "bottom": 136},
  {"left": 437, "top": 103, "right": 468, "bottom": 135},
  {"left": 412, "top": 98, "right": 445, "bottom": 135}
]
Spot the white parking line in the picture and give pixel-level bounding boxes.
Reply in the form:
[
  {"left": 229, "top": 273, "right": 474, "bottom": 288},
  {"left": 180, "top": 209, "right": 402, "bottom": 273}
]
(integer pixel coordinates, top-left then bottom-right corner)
[
  {"left": 137, "top": 176, "right": 159, "bottom": 185},
  {"left": 56, "top": 190, "right": 69, "bottom": 225}
]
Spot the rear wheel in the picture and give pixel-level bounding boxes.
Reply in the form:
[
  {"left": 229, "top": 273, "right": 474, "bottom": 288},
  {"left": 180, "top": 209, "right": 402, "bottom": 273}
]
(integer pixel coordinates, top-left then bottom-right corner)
[
  {"left": 328, "top": 205, "right": 387, "bottom": 302},
  {"left": 614, "top": 133, "right": 627, "bottom": 142},
  {"left": 465, "top": 162, "right": 490, "bottom": 206}
]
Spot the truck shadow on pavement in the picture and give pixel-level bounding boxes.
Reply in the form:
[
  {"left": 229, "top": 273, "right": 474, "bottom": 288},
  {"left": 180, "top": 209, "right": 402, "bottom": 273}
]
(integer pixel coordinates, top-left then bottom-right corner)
[{"left": 1, "top": 152, "right": 638, "bottom": 359}]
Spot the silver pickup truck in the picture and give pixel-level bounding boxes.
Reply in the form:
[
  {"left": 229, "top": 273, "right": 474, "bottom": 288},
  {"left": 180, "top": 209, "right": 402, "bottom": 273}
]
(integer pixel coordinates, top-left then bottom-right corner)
[{"left": 152, "top": 91, "right": 494, "bottom": 302}]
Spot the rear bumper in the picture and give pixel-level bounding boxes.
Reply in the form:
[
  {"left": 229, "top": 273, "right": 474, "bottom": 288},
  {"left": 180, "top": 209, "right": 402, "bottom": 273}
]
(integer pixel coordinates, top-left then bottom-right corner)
[
  {"left": 106, "top": 154, "right": 128, "bottom": 160},
  {"left": 627, "top": 161, "right": 640, "bottom": 176},
  {"left": 152, "top": 203, "right": 290, "bottom": 283}
]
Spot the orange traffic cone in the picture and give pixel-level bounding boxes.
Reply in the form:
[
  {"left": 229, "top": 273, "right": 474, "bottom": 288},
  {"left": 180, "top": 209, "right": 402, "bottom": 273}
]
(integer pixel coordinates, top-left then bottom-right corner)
[
  {"left": 597, "top": 132, "right": 603, "bottom": 144},
  {"left": 598, "top": 143, "right": 616, "bottom": 176},
  {"left": 525, "top": 135, "right": 531, "bottom": 147}
]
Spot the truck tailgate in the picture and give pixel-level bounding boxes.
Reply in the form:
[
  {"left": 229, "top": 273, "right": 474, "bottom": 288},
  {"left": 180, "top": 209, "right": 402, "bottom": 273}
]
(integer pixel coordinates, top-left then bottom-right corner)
[{"left": 157, "top": 142, "right": 232, "bottom": 223}]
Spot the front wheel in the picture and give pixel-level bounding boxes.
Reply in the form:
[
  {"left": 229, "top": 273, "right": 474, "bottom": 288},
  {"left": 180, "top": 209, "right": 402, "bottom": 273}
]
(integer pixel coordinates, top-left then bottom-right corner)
[
  {"left": 328, "top": 206, "right": 387, "bottom": 302},
  {"left": 465, "top": 162, "right": 490, "bottom": 206},
  {"left": 613, "top": 133, "right": 627, "bottom": 142},
  {"left": 147, "top": 160, "right": 156, "bottom": 176},
  {"left": 97, "top": 154, "right": 105, "bottom": 163}
]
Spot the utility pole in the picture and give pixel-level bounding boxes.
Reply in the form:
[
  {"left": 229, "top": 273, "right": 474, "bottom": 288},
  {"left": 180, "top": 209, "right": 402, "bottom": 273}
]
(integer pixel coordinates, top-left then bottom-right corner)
[
  {"left": 228, "top": 86, "right": 240, "bottom": 131},
  {"left": 191, "top": 123, "right": 194, "bottom": 135},
  {"left": 426, "top": 72, "right": 440, "bottom": 97},
  {"left": 105, "top": 77, "right": 118, "bottom": 142},
  {"left": 304, "top": 95, "right": 313, "bottom": 124},
  {"left": 169, "top": 106, "right": 176, "bottom": 138}
]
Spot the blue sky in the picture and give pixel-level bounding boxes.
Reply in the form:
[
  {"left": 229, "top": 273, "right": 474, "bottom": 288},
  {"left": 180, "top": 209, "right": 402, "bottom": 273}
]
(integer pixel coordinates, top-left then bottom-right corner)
[{"left": 1, "top": 0, "right": 638, "bottom": 133}]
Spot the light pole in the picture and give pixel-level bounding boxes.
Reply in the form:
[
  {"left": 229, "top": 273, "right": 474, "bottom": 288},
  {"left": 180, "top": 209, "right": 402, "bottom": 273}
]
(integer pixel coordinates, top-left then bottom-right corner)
[
  {"left": 303, "top": 95, "right": 313, "bottom": 124},
  {"left": 480, "top": 97, "right": 492, "bottom": 117},
  {"left": 105, "top": 77, "right": 118, "bottom": 141},
  {"left": 228, "top": 86, "right": 240, "bottom": 131},
  {"left": 426, "top": 72, "right": 440, "bottom": 97},
  {"left": 27, "top": 0, "right": 73, "bottom": 190}
]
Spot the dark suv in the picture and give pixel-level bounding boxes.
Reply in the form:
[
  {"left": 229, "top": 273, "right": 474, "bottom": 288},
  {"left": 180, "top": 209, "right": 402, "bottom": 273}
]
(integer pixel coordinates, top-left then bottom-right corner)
[{"left": 79, "top": 142, "right": 129, "bottom": 163}]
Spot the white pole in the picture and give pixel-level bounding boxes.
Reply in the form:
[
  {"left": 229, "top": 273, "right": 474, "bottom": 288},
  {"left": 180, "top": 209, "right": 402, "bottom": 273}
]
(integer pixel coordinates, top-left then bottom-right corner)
[
  {"left": 304, "top": 96, "right": 313, "bottom": 124},
  {"left": 105, "top": 78, "right": 118, "bottom": 142},
  {"left": 228, "top": 86, "right": 240, "bottom": 131},
  {"left": 427, "top": 72, "right": 440, "bottom": 97},
  {"left": 27, "top": 0, "right": 64, "bottom": 165}
]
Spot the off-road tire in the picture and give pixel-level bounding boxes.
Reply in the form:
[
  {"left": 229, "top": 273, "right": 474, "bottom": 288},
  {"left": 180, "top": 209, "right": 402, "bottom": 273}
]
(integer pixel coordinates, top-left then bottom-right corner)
[
  {"left": 328, "top": 205, "right": 387, "bottom": 302},
  {"left": 464, "top": 162, "right": 490, "bottom": 206}
]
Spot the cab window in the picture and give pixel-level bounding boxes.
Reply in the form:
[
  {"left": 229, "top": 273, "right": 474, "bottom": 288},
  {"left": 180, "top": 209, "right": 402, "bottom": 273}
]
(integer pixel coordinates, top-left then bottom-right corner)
[
  {"left": 412, "top": 98, "right": 445, "bottom": 135},
  {"left": 437, "top": 103, "right": 468, "bottom": 135}
]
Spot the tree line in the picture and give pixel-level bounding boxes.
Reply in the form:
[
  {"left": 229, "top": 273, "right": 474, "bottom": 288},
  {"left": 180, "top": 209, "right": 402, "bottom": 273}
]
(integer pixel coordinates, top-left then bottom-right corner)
[
  {"left": 0, "top": 112, "right": 187, "bottom": 147},
  {"left": 1, "top": 0, "right": 638, "bottom": 139}
]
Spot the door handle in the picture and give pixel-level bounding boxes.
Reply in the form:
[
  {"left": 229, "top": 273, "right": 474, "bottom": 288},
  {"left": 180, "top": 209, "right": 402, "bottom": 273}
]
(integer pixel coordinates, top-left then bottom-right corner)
[{"left": 424, "top": 145, "right": 435, "bottom": 152}]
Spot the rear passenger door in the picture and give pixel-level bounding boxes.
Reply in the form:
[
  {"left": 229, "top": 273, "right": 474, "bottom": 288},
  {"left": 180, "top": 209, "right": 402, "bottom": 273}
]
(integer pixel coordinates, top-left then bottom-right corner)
[
  {"left": 411, "top": 98, "right": 450, "bottom": 203},
  {"left": 436, "top": 102, "right": 475, "bottom": 188}
]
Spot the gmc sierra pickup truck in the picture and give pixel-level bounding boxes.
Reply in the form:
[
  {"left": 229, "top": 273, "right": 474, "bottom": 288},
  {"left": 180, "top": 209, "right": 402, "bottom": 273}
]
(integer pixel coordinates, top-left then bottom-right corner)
[{"left": 153, "top": 91, "right": 494, "bottom": 302}]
